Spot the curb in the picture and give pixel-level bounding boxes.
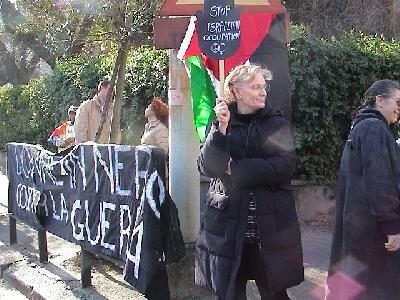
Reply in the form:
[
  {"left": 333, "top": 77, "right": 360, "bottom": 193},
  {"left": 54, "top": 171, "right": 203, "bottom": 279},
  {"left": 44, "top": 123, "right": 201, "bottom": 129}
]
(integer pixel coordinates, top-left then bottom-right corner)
[
  {"left": 3, "top": 269, "right": 46, "bottom": 300},
  {"left": 0, "top": 263, "right": 11, "bottom": 278}
]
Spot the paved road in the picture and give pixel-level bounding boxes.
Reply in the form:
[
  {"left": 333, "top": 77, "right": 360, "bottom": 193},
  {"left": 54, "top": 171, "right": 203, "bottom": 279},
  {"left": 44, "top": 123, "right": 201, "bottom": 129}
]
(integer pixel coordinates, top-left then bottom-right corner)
[{"left": 0, "top": 173, "right": 332, "bottom": 299}]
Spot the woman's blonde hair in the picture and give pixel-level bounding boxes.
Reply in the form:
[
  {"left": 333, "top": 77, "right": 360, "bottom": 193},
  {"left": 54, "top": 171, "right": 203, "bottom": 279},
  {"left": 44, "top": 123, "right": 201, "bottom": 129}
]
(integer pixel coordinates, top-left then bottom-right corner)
[{"left": 224, "top": 64, "right": 273, "bottom": 101}]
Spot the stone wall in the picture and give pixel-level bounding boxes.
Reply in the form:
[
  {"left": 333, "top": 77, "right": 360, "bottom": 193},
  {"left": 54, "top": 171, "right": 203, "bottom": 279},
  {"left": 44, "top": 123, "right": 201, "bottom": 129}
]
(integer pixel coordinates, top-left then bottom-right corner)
[
  {"left": 200, "top": 178, "right": 335, "bottom": 225},
  {"left": 292, "top": 181, "right": 335, "bottom": 225}
]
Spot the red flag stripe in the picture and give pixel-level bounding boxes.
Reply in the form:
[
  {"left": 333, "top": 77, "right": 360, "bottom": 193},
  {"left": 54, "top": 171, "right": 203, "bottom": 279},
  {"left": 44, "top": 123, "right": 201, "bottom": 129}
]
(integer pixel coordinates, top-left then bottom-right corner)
[{"left": 50, "top": 122, "right": 68, "bottom": 137}]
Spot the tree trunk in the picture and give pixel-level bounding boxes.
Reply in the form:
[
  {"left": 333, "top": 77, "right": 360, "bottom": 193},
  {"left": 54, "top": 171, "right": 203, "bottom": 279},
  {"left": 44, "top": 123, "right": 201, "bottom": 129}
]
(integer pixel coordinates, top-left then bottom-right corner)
[
  {"left": 66, "top": 15, "right": 93, "bottom": 57},
  {"left": 1, "top": 0, "right": 55, "bottom": 66},
  {"left": 94, "top": 49, "right": 122, "bottom": 143},
  {"left": 0, "top": 40, "right": 21, "bottom": 84},
  {"left": 109, "top": 3, "right": 132, "bottom": 144},
  {"left": 110, "top": 40, "right": 129, "bottom": 144}
]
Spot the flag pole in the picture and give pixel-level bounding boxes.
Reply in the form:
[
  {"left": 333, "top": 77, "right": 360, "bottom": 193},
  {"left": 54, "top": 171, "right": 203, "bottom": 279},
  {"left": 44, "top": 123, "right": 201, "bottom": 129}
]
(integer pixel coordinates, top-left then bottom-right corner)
[{"left": 219, "top": 60, "right": 225, "bottom": 97}]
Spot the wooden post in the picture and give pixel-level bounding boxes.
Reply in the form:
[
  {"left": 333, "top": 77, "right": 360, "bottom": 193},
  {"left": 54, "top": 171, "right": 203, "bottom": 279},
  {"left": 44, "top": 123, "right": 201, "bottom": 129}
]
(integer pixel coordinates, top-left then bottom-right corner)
[
  {"left": 38, "top": 229, "right": 48, "bottom": 263},
  {"left": 9, "top": 215, "right": 17, "bottom": 245},
  {"left": 80, "top": 247, "right": 94, "bottom": 288},
  {"left": 219, "top": 60, "right": 225, "bottom": 97}
]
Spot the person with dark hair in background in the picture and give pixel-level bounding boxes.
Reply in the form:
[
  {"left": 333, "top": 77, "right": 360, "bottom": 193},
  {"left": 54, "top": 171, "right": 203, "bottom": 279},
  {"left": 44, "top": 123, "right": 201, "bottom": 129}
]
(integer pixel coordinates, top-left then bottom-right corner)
[
  {"left": 74, "top": 79, "right": 113, "bottom": 144},
  {"left": 141, "top": 97, "right": 169, "bottom": 156},
  {"left": 196, "top": 64, "right": 304, "bottom": 299},
  {"left": 325, "top": 80, "right": 400, "bottom": 300}
]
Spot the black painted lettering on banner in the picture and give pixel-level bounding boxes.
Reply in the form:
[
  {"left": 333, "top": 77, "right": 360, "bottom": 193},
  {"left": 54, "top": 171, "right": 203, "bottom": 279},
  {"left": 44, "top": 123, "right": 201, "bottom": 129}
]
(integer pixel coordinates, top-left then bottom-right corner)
[{"left": 196, "top": 0, "right": 241, "bottom": 60}]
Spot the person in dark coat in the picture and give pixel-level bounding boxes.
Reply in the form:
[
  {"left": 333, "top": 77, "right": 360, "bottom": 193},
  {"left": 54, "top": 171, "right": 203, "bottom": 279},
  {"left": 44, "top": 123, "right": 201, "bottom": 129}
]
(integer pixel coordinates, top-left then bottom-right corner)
[
  {"left": 196, "top": 64, "right": 304, "bottom": 300},
  {"left": 325, "top": 80, "right": 400, "bottom": 300}
]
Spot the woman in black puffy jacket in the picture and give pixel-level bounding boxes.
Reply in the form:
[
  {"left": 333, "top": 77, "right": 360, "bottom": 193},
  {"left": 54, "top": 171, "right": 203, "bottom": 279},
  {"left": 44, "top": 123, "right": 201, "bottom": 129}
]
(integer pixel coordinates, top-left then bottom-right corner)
[{"left": 196, "top": 64, "right": 304, "bottom": 300}]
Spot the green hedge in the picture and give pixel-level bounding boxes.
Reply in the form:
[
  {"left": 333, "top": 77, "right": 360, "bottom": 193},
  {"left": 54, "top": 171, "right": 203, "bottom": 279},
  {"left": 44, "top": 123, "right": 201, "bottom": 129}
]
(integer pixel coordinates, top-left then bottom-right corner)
[
  {"left": 0, "top": 45, "right": 168, "bottom": 151},
  {"left": 122, "top": 46, "right": 169, "bottom": 145},
  {"left": 289, "top": 26, "right": 400, "bottom": 184},
  {"left": 2, "top": 28, "right": 400, "bottom": 184},
  {"left": 289, "top": 25, "right": 400, "bottom": 185}
]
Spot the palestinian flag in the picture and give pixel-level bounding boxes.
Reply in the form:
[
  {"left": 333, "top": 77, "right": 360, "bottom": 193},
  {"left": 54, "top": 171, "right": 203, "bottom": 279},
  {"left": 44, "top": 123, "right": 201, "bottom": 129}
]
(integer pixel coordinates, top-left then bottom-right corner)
[{"left": 178, "top": 13, "right": 276, "bottom": 141}]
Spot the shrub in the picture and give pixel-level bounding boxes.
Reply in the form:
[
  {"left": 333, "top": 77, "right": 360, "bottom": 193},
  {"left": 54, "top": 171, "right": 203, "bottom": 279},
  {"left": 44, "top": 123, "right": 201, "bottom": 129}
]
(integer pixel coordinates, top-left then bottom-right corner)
[
  {"left": 0, "top": 84, "right": 30, "bottom": 145},
  {"left": 122, "top": 45, "right": 169, "bottom": 145},
  {"left": 289, "top": 25, "right": 400, "bottom": 184}
]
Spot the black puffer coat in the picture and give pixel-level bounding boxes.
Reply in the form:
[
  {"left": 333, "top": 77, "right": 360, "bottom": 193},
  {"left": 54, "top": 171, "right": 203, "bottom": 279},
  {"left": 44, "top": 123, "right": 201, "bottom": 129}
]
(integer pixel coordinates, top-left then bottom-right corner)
[
  {"left": 326, "top": 109, "right": 400, "bottom": 300},
  {"left": 195, "top": 102, "right": 304, "bottom": 299}
]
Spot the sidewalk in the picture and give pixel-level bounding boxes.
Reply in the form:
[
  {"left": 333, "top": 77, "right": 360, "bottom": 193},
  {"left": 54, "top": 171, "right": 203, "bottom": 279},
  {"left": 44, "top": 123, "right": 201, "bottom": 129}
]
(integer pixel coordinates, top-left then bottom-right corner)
[
  {"left": 0, "top": 174, "right": 332, "bottom": 299},
  {"left": 0, "top": 214, "right": 147, "bottom": 300}
]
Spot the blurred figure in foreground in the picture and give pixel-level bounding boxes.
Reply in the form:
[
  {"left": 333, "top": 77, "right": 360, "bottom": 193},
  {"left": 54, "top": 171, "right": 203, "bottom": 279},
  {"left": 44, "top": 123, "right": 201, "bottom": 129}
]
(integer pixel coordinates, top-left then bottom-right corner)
[{"left": 325, "top": 80, "right": 400, "bottom": 300}]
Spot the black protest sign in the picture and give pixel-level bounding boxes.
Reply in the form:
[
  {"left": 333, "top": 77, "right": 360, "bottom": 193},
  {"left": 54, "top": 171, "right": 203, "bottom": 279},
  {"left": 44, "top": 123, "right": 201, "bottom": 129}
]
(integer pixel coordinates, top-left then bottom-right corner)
[
  {"left": 6, "top": 143, "right": 168, "bottom": 293},
  {"left": 196, "top": 0, "right": 241, "bottom": 60}
]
